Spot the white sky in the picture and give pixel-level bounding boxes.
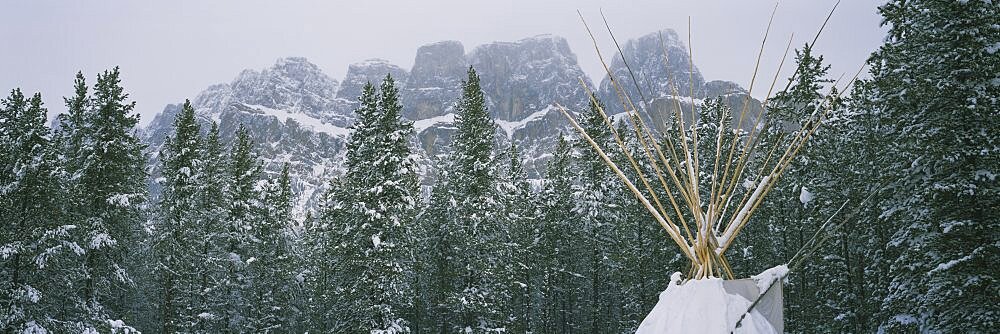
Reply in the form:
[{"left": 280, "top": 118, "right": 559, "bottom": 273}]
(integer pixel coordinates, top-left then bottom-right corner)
[{"left": 1, "top": 0, "right": 885, "bottom": 125}]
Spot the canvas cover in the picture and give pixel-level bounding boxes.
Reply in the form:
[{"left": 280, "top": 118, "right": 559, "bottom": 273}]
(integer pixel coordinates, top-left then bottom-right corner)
[{"left": 636, "top": 275, "right": 784, "bottom": 334}]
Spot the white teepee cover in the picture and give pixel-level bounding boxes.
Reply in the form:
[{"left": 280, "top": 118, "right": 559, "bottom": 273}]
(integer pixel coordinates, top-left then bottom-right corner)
[{"left": 636, "top": 266, "right": 787, "bottom": 334}]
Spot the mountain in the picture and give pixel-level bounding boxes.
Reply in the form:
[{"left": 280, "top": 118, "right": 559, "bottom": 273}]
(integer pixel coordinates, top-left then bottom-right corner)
[
  {"left": 408, "top": 35, "right": 594, "bottom": 172},
  {"left": 596, "top": 29, "right": 762, "bottom": 132},
  {"left": 144, "top": 57, "right": 351, "bottom": 215},
  {"left": 142, "top": 28, "right": 763, "bottom": 217},
  {"left": 338, "top": 58, "right": 410, "bottom": 102}
]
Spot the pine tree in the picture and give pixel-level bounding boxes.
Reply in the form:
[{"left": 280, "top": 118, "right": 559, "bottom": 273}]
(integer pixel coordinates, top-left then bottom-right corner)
[
  {"left": 429, "top": 67, "right": 511, "bottom": 331},
  {"left": 253, "top": 163, "right": 296, "bottom": 332},
  {"left": 496, "top": 143, "right": 538, "bottom": 334},
  {"left": 222, "top": 124, "right": 264, "bottom": 331},
  {"left": 153, "top": 99, "right": 204, "bottom": 333},
  {"left": 302, "top": 177, "right": 347, "bottom": 332},
  {"left": 0, "top": 90, "right": 80, "bottom": 333},
  {"left": 316, "top": 75, "right": 420, "bottom": 332},
  {"left": 741, "top": 43, "right": 836, "bottom": 332},
  {"left": 55, "top": 72, "right": 90, "bottom": 174},
  {"left": 537, "top": 134, "right": 582, "bottom": 333},
  {"left": 193, "top": 121, "right": 230, "bottom": 332},
  {"left": 865, "top": 1, "right": 1000, "bottom": 331},
  {"left": 415, "top": 165, "right": 456, "bottom": 333},
  {"left": 574, "top": 96, "right": 628, "bottom": 333},
  {"left": 66, "top": 67, "right": 147, "bottom": 331}
]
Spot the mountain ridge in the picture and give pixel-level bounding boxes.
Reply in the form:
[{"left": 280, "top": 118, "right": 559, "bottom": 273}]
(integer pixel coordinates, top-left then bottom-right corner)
[{"left": 142, "top": 28, "right": 762, "bottom": 217}]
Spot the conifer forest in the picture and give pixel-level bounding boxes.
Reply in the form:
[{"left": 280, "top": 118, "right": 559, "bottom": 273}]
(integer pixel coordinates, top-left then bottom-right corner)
[{"left": 1, "top": 1, "right": 997, "bottom": 333}]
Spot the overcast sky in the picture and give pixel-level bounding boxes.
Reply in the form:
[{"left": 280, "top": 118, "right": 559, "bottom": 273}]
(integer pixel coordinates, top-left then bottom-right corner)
[{"left": 1, "top": 0, "right": 885, "bottom": 125}]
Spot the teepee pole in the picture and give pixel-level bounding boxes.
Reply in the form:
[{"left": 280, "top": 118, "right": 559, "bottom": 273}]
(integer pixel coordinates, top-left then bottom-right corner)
[
  {"left": 715, "top": 33, "right": 795, "bottom": 228},
  {"left": 577, "top": 13, "right": 682, "bottom": 235},
  {"left": 582, "top": 14, "right": 702, "bottom": 247},
  {"left": 557, "top": 104, "right": 695, "bottom": 261}
]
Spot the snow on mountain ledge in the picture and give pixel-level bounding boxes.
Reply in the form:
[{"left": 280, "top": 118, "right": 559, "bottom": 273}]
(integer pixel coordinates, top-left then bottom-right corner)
[
  {"left": 243, "top": 104, "right": 350, "bottom": 137},
  {"left": 496, "top": 105, "right": 555, "bottom": 138}
]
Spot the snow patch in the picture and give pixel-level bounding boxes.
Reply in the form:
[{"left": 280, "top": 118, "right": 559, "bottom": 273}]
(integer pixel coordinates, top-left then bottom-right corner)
[
  {"left": 751, "top": 265, "right": 788, "bottom": 293},
  {"left": 495, "top": 105, "right": 555, "bottom": 138},
  {"left": 799, "top": 186, "right": 813, "bottom": 205},
  {"left": 412, "top": 113, "right": 456, "bottom": 133},
  {"left": 244, "top": 104, "right": 350, "bottom": 136},
  {"left": 90, "top": 233, "right": 116, "bottom": 250},
  {"left": 930, "top": 254, "right": 973, "bottom": 274},
  {"left": 106, "top": 194, "right": 133, "bottom": 207},
  {"left": 107, "top": 319, "right": 138, "bottom": 334},
  {"left": 23, "top": 321, "right": 48, "bottom": 334},
  {"left": 986, "top": 42, "right": 1000, "bottom": 54}
]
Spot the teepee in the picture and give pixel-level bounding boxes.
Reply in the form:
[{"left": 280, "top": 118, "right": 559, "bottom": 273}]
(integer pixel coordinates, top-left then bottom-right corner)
[{"left": 561, "top": 4, "right": 859, "bottom": 333}]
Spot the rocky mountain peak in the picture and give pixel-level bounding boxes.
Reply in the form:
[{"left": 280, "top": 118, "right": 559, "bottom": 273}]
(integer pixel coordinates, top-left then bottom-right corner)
[
  {"left": 401, "top": 42, "right": 467, "bottom": 121},
  {"left": 409, "top": 41, "right": 467, "bottom": 89},
  {"left": 703, "top": 80, "right": 747, "bottom": 96},
  {"left": 469, "top": 34, "right": 591, "bottom": 121},
  {"left": 144, "top": 28, "right": 760, "bottom": 215},
  {"left": 336, "top": 58, "right": 409, "bottom": 101},
  {"left": 597, "top": 29, "right": 705, "bottom": 111},
  {"left": 192, "top": 57, "right": 341, "bottom": 122}
]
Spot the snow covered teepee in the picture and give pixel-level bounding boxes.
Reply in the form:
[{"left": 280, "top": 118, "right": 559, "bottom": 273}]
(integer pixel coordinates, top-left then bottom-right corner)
[{"left": 561, "top": 6, "right": 857, "bottom": 334}]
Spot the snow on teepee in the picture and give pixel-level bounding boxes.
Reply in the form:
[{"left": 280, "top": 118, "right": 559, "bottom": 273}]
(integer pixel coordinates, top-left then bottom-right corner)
[{"left": 562, "top": 4, "right": 857, "bottom": 333}]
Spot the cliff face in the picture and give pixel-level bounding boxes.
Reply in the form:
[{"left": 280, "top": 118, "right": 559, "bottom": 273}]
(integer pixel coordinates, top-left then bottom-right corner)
[{"left": 595, "top": 29, "right": 762, "bottom": 133}]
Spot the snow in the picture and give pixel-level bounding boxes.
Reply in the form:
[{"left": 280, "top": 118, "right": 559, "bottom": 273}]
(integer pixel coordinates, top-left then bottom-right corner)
[
  {"left": 244, "top": 104, "right": 350, "bottom": 136},
  {"left": 24, "top": 285, "right": 41, "bottom": 303},
  {"left": 107, "top": 194, "right": 132, "bottom": 207},
  {"left": 986, "top": 42, "right": 1000, "bottom": 54},
  {"left": 495, "top": 105, "right": 555, "bottom": 138},
  {"left": 718, "top": 176, "right": 771, "bottom": 248},
  {"left": 0, "top": 245, "right": 15, "bottom": 260},
  {"left": 353, "top": 58, "right": 392, "bottom": 67},
  {"left": 412, "top": 113, "right": 455, "bottom": 133},
  {"left": 751, "top": 265, "right": 788, "bottom": 293},
  {"left": 106, "top": 321, "right": 139, "bottom": 334},
  {"left": 90, "top": 233, "right": 115, "bottom": 249},
  {"left": 931, "top": 254, "right": 974, "bottom": 273},
  {"left": 636, "top": 268, "right": 783, "bottom": 334},
  {"left": 799, "top": 186, "right": 813, "bottom": 205},
  {"left": 23, "top": 321, "right": 48, "bottom": 334}
]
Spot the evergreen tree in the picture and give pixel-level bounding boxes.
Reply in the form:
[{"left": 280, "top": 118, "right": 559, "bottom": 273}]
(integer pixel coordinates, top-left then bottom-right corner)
[
  {"left": 316, "top": 74, "right": 420, "bottom": 332},
  {"left": 865, "top": 1, "right": 1000, "bottom": 331},
  {"left": 55, "top": 72, "right": 90, "bottom": 174},
  {"left": 66, "top": 67, "right": 147, "bottom": 330},
  {"left": 416, "top": 165, "right": 456, "bottom": 333},
  {"left": 253, "top": 163, "right": 297, "bottom": 332},
  {"left": 0, "top": 90, "right": 80, "bottom": 332},
  {"left": 302, "top": 177, "right": 347, "bottom": 332},
  {"left": 731, "top": 43, "right": 837, "bottom": 332},
  {"left": 574, "top": 96, "right": 629, "bottom": 333},
  {"left": 536, "top": 134, "right": 583, "bottom": 333},
  {"left": 194, "top": 121, "right": 230, "bottom": 332},
  {"left": 429, "top": 67, "right": 511, "bottom": 331},
  {"left": 153, "top": 99, "right": 204, "bottom": 332},
  {"left": 222, "top": 124, "right": 264, "bottom": 331},
  {"left": 496, "top": 143, "right": 538, "bottom": 334}
]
